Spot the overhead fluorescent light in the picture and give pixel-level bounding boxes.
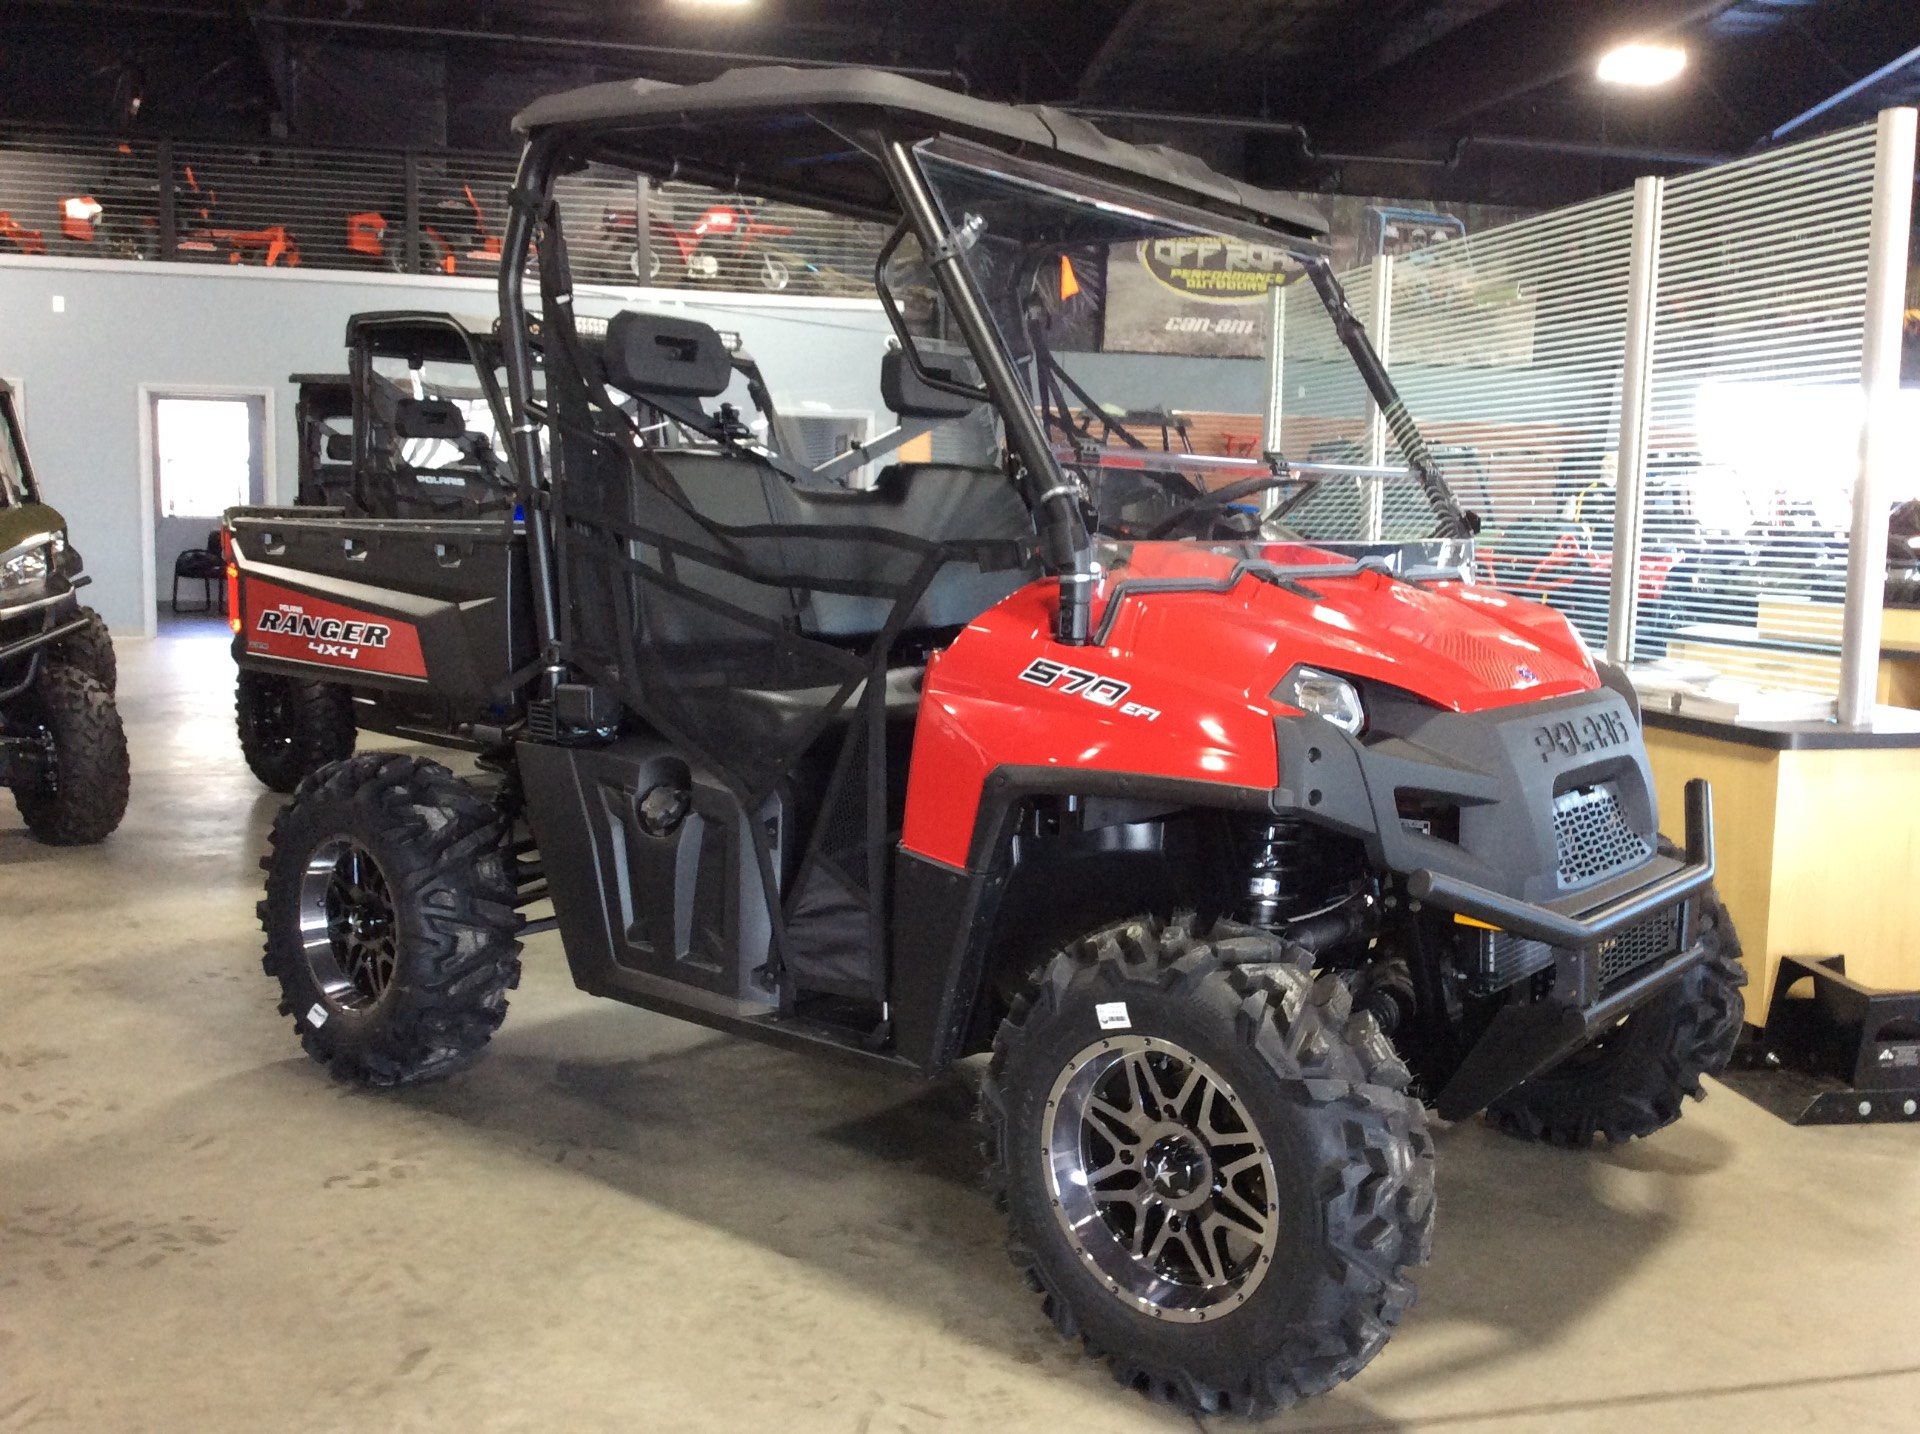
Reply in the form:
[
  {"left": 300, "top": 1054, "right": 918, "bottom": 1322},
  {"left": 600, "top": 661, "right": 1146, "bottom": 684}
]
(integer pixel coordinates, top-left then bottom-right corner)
[
  {"left": 673, "top": 0, "right": 752, "bottom": 6},
  {"left": 1596, "top": 41, "right": 1687, "bottom": 88}
]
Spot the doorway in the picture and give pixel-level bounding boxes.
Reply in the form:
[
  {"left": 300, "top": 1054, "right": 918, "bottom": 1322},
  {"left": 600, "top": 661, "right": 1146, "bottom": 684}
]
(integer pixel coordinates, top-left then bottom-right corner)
[{"left": 145, "top": 390, "right": 268, "bottom": 625}]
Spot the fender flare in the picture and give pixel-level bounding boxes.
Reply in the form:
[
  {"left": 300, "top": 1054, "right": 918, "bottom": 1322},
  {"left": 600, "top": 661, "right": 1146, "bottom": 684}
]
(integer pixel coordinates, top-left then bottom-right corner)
[{"left": 889, "top": 766, "right": 1274, "bottom": 1073}]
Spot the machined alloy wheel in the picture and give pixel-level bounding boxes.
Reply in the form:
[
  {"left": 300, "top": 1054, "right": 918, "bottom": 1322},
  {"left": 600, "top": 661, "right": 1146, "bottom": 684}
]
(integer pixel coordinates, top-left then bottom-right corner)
[
  {"left": 260, "top": 753, "right": 522, "bottom": 1086},
  {"left": 299, "top": 837, "right": 397, "bottom": 1010},
  {"left": 983, "top": 918, "right": 1434, "bottom": 1416},
  {"left": 1045, "top": 1035, "right": 1278, "bottom": 1322}
]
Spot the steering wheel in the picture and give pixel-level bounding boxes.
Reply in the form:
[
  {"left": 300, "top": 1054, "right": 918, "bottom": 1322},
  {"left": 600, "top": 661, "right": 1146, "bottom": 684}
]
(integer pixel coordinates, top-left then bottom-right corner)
[{"left": 1140, "top": 473, "right": 1301, "bottom": 540}]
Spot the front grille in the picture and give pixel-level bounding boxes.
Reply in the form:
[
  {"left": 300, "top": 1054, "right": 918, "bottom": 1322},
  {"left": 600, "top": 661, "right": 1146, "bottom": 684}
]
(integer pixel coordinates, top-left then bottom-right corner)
[
  {"left": 526, "top": 699, "right": 558, "bottom": 742},
  {"left": 1553, "top": 783, "right": 1651, "bottom": 888},
  {"left": 1469, "top": 929, "right": 1554, "bottom": 991},
  {"left": 1595, "top": 906, "right": 1682, "bottom": 989}
]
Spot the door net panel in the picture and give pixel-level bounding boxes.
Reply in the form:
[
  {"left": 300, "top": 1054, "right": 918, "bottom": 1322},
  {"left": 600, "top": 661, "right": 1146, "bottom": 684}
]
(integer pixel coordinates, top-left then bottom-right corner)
[{"left": 536, "top": 218, "right": 1028, "bottom": 1001}]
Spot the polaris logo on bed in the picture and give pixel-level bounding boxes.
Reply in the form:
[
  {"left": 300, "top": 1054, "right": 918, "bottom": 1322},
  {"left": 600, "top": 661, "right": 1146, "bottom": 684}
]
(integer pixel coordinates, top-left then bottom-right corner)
[
  {"left": 1019, "top": 657, "right": 1161, "bottom": 721},
  {"left": 256, "top": 606, "right": 393, "bottom": 659}
]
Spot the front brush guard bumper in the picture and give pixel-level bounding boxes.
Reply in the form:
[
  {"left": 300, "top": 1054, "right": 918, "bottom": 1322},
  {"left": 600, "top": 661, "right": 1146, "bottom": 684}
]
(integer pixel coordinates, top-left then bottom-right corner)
[
  {"left": 1416, "top": 779, "right": 1718, "bottom": 1120},
  {"left": 0, "top": 586, "right": 87, "bottom": 703}
]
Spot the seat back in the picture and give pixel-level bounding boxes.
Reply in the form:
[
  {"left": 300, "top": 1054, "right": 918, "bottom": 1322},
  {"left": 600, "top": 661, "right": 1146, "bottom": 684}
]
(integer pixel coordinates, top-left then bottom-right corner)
[
  {"left": 637, "top": 450, "right": 805, "bottom": 635},
  {"left": 768, "top": 464, "right": 1032, "bottom": 638},
  {"left": 633, "top": 450, "right": 1031, "bottom": 642}
]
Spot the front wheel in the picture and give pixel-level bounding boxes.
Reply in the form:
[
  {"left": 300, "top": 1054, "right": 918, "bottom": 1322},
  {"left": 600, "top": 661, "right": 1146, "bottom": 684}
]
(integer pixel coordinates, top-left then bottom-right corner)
[
  {"left": 982, "top": 918, "right": 1434, "bottom": 1417},
  {"left": 236, "top": 668, "right": 356, "bottom": 793},
  {"left": 7, "top": 663, "right": 130, "bottom": 845},
  {"left": 260, "top": 753, "right": 521, "bottom": 1086},
  {"left": 49, "top": 605, "right": 116, "bottom": 692},
  {"left": 1486, "top": 869, "right": 1747, "bottom": 1147}
]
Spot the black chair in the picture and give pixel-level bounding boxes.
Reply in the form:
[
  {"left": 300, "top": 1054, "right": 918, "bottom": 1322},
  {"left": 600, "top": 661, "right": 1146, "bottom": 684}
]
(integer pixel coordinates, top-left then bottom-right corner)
[{"left": 172, "top": 530, "right": 225, "bottom": 614}]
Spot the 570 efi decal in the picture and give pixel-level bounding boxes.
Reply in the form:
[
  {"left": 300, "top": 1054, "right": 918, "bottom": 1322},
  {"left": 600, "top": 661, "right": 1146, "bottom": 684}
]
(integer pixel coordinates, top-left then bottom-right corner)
[{"left": 1018, "top": 657, "right": 1161, "bottom": 721}]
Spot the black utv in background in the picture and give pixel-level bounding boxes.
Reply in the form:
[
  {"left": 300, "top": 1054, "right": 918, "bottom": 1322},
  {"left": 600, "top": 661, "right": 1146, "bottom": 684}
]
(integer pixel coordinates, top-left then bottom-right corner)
[
  {"left": 231, "top": 307, "right": 867, "bottom": 792},
  {"left": 0, "top": 379, "right": 129, "bottom": 844},
  {"left": 232, "top": 312, "right": 529, "bottom": 791}
]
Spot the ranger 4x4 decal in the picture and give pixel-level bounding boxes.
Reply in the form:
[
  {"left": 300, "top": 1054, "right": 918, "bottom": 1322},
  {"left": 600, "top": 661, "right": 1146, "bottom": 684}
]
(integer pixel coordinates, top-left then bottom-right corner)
[{"left": 242, "top": 579, "right": 428, "bottom": 679}]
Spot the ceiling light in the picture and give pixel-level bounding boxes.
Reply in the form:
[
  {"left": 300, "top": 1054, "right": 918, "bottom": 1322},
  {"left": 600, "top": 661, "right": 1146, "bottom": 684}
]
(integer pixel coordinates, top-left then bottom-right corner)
[{"left": 1596, "top": 41, "right": 1687, "bottom": 88}]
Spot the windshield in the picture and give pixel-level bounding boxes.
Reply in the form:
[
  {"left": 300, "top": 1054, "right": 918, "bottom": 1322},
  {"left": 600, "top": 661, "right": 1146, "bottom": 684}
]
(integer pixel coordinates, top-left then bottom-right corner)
[
  {"left": 902, "top": 138, "right": 1460, "bottom": 560},
  {"left": 0, "top": 393, "right": 32, "bottom": 508}
]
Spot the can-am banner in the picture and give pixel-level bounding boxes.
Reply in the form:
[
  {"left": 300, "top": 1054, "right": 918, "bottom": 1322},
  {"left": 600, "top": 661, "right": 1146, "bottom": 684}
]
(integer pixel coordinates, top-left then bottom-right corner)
[
  {"left": 1102, "top": 234, "right": 1292, "bottom": 358},
  {"left": 1100, "top": 195, "right": 1526, "bottom": 359}
]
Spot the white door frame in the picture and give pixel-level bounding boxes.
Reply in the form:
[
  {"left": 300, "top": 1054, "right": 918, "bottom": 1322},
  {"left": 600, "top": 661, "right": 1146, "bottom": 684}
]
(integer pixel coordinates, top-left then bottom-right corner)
[{"left": 137, "top": 383, "right": 276, "bottom": 637}]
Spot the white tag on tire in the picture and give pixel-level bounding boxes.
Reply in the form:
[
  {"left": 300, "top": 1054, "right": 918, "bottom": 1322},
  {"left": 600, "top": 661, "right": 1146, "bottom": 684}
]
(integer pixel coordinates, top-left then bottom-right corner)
[
  {"left": 1096, "top": 1002, "right": 1131, "bottom": 1031},
  {"left": 306, "top": 1003, "right": 328, "bottom": 1028}
]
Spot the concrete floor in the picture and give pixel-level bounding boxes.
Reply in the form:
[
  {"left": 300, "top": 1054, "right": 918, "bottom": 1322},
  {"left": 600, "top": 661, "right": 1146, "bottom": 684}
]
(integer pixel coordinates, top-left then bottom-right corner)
[{"left": 3, "top": 620, "right": 1918, "bottom": 1434}]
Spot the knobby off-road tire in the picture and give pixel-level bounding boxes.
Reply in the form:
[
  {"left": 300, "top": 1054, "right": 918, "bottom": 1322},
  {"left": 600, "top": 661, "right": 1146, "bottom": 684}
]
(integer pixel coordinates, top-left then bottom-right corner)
[
  {"left": 236, "top": 668, "right": 356, "bottom": 793},
  {"left": 8, "top": 663, "right": 130, "bottom": 845},
  {"left": 982, "top": 918, "right": 1434, "bottom": 1417},
  {"left": 49, "top": 606, "right": 117, "bottom": 692},
  {"left": 260, "top": 753, "right": 521, "bottom": 1086},
  {"left": 1487, "top": 847, "right": 1747, "bottom": 1148}
]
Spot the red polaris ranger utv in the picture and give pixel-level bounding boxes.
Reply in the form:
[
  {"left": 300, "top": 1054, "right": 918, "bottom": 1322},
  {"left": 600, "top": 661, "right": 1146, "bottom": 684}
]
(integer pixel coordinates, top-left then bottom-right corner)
[{"left": 242, "top": 70, "right": 1745, "bottom": 1416}]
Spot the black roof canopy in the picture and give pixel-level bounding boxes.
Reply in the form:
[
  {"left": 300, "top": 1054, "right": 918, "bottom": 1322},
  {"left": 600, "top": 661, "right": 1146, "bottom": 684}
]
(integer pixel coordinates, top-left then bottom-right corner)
[
  {"left": 345, "top": 311, "right": 502, "bottom": 365},
  {"left": 514, "top": 66, "right": 1329, "bottom": 238}
]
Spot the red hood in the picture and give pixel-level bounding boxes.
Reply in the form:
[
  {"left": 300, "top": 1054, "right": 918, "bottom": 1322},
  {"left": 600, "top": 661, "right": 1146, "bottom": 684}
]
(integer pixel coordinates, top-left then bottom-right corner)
[
  {"left": 902, "top": 542, "right": 1600, "bottom": 867},
  {"left": 1094, "top": 542, "right": 1597, "bottom": 714}
]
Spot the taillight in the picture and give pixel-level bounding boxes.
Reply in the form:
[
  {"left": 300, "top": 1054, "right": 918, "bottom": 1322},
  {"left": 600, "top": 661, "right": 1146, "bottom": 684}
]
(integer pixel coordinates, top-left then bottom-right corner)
[{"left": 222, "top": 530, "right": 242, "bottom": 632}]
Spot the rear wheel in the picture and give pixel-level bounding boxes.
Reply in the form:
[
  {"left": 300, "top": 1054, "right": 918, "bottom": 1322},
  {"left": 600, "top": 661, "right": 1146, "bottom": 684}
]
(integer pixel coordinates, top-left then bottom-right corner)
[
  {"left": 982, "top": 918, "right": 1433, "bottom": 1416},
  {"left": 1486, "top": 868, "right": 1747, "bottom": 1147},
  {"left": 49, "top": 606, "right": 116, "bottom": 692},
  {"left": 259, "top": 753, "right": 521, "bottom": 1086},
  {"left": 236, "top": 668, "right": 355, "bottom": 793},
  {"left": 7, "top": 662, "right": 130, "bottom": 845}
]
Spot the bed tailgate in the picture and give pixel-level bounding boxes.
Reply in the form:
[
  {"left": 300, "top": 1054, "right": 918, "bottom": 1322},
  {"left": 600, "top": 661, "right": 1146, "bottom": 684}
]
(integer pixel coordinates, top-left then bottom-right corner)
[{"left": 224, "top": 507, "right": 533, "bottom": 712}]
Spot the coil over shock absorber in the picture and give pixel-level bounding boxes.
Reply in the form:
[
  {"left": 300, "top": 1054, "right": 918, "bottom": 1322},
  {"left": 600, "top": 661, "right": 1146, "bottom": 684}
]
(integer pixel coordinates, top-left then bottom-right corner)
[{"left": 1243, "top": 818, "right": 1313, "bottom": 927}]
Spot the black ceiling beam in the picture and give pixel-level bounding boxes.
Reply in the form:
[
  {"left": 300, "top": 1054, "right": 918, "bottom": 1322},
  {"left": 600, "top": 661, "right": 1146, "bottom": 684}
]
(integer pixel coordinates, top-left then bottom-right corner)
[
  {"left": 247, "top": 11, "right": 971, "bottom": 88},
  {"left": 1310, "top": 0, "right": 1739, "bottom": 150},
  {"left": 1072, "top": 0, "right": 1159, "bottom": 100},
  {"left": 1767, "top": 41, "right": 1920, "bottom": 142},
  {"left": 1751, "top": 0, "right": 1920, "bottom": 143}
]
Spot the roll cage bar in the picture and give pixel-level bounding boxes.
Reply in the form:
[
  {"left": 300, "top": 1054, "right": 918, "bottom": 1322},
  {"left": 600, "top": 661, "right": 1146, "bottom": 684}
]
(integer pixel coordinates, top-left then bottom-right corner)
[
  {"left": 498, "top": 69, "right": 1465, "bottom": 687},
  {"left": 0, "top": 384, "right": 38, "bottom": 508}
]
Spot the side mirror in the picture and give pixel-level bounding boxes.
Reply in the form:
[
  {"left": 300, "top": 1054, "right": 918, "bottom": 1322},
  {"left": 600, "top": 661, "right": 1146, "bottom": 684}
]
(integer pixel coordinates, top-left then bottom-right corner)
[
  {"left": 393, "top": 396, "right": 466, "bottom": 441},
  {"left": 323, "top": 433, "right": 353, "bottom": 462}
]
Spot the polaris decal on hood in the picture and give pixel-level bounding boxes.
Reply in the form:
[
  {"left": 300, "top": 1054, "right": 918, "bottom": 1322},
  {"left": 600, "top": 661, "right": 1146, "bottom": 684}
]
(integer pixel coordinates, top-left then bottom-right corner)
[{"left": 242, "top": 579, "right": 428, "bottom": 679}]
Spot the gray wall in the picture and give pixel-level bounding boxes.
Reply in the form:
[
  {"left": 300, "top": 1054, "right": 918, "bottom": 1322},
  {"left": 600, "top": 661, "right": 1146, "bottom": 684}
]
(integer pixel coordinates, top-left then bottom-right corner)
[{"left": 0, "top": 255, "right": 893, "bottom": 634}]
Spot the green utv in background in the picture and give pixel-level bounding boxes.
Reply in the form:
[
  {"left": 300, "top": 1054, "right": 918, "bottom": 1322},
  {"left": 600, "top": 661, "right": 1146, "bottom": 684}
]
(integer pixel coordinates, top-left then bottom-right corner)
[{"left": 0, "top": 379, "right": 128, "bottom": 844}]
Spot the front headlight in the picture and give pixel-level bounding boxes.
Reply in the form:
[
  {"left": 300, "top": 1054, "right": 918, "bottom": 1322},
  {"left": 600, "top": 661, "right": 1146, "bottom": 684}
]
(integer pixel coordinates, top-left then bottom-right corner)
[
  {"left": 1272, "top": 664, "right": 1366, "bottom": 736},
  {"left": 0, "top": 543, "right": 51, "bottom": 590}
]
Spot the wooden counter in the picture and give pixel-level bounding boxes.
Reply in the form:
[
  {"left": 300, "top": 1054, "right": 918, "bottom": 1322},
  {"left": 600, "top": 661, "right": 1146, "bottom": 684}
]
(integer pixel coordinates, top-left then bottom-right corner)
[
  {"left": 1642, "top": 707, "right": 1920, "bottom": 1019},
  {"left": 1662, "top": 600, "right": 1920, "bottom": 708}
]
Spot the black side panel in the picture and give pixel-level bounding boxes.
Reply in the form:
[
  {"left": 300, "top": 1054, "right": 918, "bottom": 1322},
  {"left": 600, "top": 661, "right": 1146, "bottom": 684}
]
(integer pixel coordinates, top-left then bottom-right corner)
[
  {"left": 891, "top": 850, "right": 1005, "bottom": 1072},
  {"left": 517, "top": 737, "right": 783, "bottom": 1007}
]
